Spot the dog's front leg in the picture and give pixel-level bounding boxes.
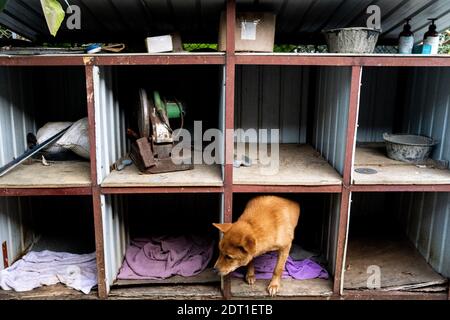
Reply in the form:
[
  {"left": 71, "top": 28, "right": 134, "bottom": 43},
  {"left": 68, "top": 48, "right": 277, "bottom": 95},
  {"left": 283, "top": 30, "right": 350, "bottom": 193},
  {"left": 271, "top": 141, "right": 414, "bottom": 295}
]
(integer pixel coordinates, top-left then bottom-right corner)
[
  {"left": 245, "top": 260, "right": 255, "bottom": 285},
  {"left": 268, "top": 246, "right": 290, "bottom": 296}
]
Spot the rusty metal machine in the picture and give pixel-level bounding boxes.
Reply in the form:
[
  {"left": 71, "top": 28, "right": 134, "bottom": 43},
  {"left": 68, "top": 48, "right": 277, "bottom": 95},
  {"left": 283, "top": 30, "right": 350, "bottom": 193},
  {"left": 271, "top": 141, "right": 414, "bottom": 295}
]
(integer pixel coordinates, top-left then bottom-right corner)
[{"left": 130, "top": 89, "right": 193, "bottom": 174}]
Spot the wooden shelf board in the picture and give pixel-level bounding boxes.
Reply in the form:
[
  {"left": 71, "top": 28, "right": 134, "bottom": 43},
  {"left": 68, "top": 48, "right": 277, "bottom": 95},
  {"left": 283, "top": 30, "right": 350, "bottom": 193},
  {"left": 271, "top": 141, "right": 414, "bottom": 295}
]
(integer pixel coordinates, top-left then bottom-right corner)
[
  {"left": 230, "top": 278, "right": 333, "bottom": 297},
  {"left": 0, "top": 161, "right": 91, "bottom": 188},
  {"left": 113, "top": 268, "right": 219, "bottom": 286},
  {"left": 344, "top": 237, "right": 448, "bottom": 291},
  {"left": 353, "top": 145, "right": 450, "bottom": 185},
  {"left": 233, "top": 144, "right": 342, "bottom": 186},
  {"left": 102, "top": 163, "right": 223, "bottom": 187}
]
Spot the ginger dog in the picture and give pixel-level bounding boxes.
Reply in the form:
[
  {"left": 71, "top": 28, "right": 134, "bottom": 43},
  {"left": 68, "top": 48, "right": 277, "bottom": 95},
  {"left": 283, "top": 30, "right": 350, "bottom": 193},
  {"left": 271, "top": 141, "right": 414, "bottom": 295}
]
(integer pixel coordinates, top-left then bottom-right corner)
[{"left": 213, "top": 195, "right": 300, "bottom": 296}]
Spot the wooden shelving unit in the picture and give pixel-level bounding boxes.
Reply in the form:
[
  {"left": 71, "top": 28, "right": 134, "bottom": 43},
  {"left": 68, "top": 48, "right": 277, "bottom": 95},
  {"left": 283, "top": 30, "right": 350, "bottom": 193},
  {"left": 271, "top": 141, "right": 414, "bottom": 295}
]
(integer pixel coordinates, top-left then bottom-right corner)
[{"left": 0, "top": 0, "right": 449, "bottom": 301}]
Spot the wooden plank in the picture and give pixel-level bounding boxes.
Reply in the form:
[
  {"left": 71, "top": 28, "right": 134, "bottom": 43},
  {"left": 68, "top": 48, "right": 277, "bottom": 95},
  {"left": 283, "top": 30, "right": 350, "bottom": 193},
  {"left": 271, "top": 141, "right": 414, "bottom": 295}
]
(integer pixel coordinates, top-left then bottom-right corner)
[
  {"left": 230, "top": 278, "right": 333, "bottom": 297},
  {"left": 101, "top": 163, "right": 223, "bottom": 187},
  {"left": 353, "top": 146, "right": 450, "bottom": 185},
  {"left": 113, "top": 268, "right": 219, "bottom": 286},
  {"left": 0, "top": 284, "right": 98, "bottom": 300},
  {"left": 108, "top": 284, "right": 222, "bottom": 300},
  {"left": 344, "top": 237, "right": 448, "bottom": 291},
  {"left": 233, "top": 144, "right": 342, "bottom": 186},
  {"left": 0, "top": 161, "right": 91, "bottom": 188}
]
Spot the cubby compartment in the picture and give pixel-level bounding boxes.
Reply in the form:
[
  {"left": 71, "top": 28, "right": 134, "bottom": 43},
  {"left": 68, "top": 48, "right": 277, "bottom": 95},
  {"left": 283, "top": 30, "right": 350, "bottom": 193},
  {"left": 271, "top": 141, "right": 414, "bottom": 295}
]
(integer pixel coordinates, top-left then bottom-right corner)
[
  {"left": 234, "top": 66, "right": 350, "bottom": 186},
  {"left": 354, "top": 67, "right": 450, "bottom": 185},
  {"left": 344, "top": 192, "right": 450, "bottom": 295},
  {"left": 0, "top": 66, "right": 90, "bottom": 189},
  {"left": 229, "top": 193, "right": 340, "bottom": 297},
  {"left": 95, "top": 65, "right": 225, "bottom": 188},
  {"left": 102, "top": 193, "right": 223, "bottom": 299},
  {"left": 0, "top": 196, "right": 97, "bottom": 298}
]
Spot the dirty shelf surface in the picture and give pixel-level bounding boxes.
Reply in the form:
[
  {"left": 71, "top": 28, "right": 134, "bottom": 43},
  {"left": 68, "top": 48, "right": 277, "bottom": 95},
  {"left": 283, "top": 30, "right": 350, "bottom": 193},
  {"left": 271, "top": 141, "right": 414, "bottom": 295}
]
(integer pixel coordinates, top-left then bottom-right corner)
[
  {"left": 0, "top": 161, "right": 91, "bottom": 188},
  {"left": 0, "top": 284, "right": 97, "bottom": 300},
  {"left": 233, "top": 144, "right": 342, "bottom": 186},
  {"left": 109, "top": 284, "right": 222, "bottom": 300},
  {"left": 353, "top": 145, "right": 450, "bottom": 185},
  {"left": 113, "top": 268, "right": 219, "bottom": 286},
  {"left": 230, "top": 278, "right": 333, "bottom": 297},
  {"left": 102, "top": 163, "right": 222, "bottom": 187},
  {"left": 344, "top": 237, "right": 448, "bottom": 291}
]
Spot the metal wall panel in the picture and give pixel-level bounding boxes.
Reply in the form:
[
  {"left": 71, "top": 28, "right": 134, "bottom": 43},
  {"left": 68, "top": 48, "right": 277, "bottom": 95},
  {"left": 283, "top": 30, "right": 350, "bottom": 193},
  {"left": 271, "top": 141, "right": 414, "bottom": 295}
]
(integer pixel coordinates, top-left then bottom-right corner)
[
  {"left": 357, "top": 67, "right": 450, "bottom": 164},
  {"left": 101, "top": 194, "right": 128, "bottom": 292},
  {"left": 397, "top": 192, "right": 450, "bottom": 278},
  {"left": 357, "top": 68, "right": 399, "bottom": 143},
  {"left": 313, "top": 67, "right": 351, "bottom": 175},
  {"left": 351, "top": 192, "right": 450, "bottom": 278},
  {"left": 326, "top": 193, "right": 341, "bottom": 276},
  {"left": 235, "top": 65, "right": 309, "bottom": 144},
  {"left": 95, "top": 66, "right": 127, "bottom": 184},
  {"left": 0, "top": 67, "right": 35, "bottom": 167},
  {"left": 0, "top": 197, "right": 33, "bottom": 271},
  {"left": 402, "top": 67, "right": 450, "bottom": 163}
]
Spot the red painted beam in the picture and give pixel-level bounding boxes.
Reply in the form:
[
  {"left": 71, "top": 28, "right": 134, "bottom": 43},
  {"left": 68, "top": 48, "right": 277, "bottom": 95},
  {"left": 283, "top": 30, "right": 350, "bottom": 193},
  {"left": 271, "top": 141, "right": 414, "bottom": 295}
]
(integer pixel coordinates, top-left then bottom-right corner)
[
  {"left": 0, "top": 187, "right": 92, "bottom": 197},
  {"left": 333, "top": 188, "right": 351, "bottom": 295},
  {"left": 235, "top": 54, "right": 450, "bottom": 67},
  {"left": 350, "top": 184, "right": 450, "bottom": 193},
  {"left": 232, "top": 185, "right": 342, "bottom": 193},
  {"left": 100, "top": 186, "right": 224, "bottom": 194},
  {"left": 94, "top": 54, "right": 225, "bottom": 66},
  {"left": 343, "top": 66, "right": 362, "bottom": 186},
  {"left": 0, "top": 55, "right": 86, "bottom": 66}
]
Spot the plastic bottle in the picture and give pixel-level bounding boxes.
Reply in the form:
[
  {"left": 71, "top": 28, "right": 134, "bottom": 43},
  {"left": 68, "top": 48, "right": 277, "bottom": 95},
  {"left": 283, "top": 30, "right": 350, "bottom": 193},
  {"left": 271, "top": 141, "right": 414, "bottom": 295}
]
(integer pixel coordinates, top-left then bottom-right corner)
[
  {"left": 423, "top": 18, "right": 440, "bottom": 54},
  {"left": 399, "top": 18, "right": 414, "bottom": 54}
]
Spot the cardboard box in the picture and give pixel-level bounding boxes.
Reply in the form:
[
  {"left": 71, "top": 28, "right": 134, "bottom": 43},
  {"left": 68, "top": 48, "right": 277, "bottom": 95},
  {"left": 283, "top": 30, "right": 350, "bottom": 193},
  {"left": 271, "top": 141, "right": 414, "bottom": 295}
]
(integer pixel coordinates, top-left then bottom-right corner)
[
  {"left": 145, "top": 33, "right": 183, "bottom": 53},
  {"left": 218, "top": 12, "right": 276, "bottom": 52}
]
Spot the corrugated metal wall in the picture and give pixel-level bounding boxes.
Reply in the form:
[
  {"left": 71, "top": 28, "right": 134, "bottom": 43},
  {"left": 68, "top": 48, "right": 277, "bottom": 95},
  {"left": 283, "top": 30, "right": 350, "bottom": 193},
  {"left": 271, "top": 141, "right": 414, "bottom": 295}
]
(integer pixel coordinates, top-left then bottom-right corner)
[
  {"left": 397, "top": 192, "right": 450, "bottom": 278},
  {"left": 357, "top": 67, "right": 450, "bottom": 164},
  {"left": 0, "top": 67, "right": 35, "bottom": 167},
  {"left": 402, "top": 68, "right": 450, "bottom": 162},
  {"left": 0, "top": 197, "right": 33, "bottom": 270},
  {"left": 101, "top": 194, "right": 128, "bottom": 291},
  {"left": 235, "top": 65, "right": 349, "bottom": 175},
  {"left": 94, "top": 66, "right": 127, "bottom": 184},
  {"left": 326, "top": 193, "right": 341, "bottom": 276},
  {"left": 357, "top": 68, "right": 399, "bottom": 142},
  {"left": 351, "top": 192, "right": 450, "bottom": 278},
  {"left": 312, "top": 67, "right": 351, "bottom": 175},
  {"left": 235, "top": 65, "right": 309, "bottom": 144}
]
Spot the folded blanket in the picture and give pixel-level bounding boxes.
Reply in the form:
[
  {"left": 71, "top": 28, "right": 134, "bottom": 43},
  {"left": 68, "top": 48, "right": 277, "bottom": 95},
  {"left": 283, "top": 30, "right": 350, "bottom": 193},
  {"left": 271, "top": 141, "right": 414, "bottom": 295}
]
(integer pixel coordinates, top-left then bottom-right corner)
[
  {"left": 233, "top": 252, "right": 329, "bottom": 280},
  {"left": 0, "top": 250, "right": 97, "bottom": 294},
  {"left": 117, "top": 235, "right": 214, "bottom": 280}
]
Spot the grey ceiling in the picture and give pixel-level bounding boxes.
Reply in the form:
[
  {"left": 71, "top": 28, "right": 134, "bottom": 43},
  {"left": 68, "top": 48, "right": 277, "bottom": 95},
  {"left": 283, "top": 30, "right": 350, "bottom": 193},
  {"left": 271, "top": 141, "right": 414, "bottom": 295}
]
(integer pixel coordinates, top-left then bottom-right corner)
[{"left": 1, "top": 0, "right": 449, "bottom": 44}]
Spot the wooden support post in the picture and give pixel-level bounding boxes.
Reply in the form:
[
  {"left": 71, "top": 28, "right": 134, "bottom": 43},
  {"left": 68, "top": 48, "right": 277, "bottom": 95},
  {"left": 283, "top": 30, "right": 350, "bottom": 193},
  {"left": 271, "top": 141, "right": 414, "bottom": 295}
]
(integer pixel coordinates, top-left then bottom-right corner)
[
  {"left": 85, "top": 64, "right": 108, "bottom": 299},
  {"left": 222, "top": 0, "right": 236, "bottom": 300}
]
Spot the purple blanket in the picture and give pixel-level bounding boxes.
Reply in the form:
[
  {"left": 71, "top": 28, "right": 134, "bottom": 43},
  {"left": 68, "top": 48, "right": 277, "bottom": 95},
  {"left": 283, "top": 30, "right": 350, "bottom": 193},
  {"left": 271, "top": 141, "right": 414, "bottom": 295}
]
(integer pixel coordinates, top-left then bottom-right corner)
[
  {"left": 233, "top": 252, "right": 329, "bottom": 280},
  {"left": 118, "top": 235, "right": 214, "bottom": 280}
]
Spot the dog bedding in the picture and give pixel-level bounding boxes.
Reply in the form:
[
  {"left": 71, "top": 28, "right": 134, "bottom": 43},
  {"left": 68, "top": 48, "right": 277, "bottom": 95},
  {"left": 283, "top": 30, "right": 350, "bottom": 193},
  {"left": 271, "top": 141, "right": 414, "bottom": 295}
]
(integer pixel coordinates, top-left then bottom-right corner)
[
  {"left": 233, "top": 252, "right": 329, "bottom": 280},
  {"left": 0, "top": 250, "right": 97, "bottom": 294},
  {"left": 117, "top": 235, "right": 214, "bottom": 280}
]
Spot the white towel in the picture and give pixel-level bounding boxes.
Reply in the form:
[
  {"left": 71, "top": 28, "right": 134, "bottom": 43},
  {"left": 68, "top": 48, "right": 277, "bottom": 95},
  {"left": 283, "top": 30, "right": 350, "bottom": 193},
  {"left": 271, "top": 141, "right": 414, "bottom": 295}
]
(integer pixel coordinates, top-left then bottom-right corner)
[{"left": 0, "top": 250, "right": 97, "bottom": 294}]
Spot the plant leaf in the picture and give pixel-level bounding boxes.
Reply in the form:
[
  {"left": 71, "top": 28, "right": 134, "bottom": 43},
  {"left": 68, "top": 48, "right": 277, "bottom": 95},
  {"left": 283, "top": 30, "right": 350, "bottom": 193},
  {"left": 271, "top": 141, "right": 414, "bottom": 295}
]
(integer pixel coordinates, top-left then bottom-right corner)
[
  {"left": 0, "top": 0, "right": 8, "bottom": 12},
  {"left": 40, "top": 0, "right": 65, "bottom": 37}
]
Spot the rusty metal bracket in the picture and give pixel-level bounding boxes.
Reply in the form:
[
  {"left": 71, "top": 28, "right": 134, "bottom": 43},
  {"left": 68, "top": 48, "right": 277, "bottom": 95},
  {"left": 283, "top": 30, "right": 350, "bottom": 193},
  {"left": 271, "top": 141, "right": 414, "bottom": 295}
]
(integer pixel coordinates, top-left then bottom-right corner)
[{"left": 2, "top": 241, "right": 8, "bottom": 268}]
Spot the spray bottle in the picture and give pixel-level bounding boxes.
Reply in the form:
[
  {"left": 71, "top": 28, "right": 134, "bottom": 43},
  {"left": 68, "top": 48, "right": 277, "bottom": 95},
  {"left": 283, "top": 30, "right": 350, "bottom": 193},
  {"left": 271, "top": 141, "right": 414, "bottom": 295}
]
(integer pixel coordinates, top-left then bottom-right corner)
[
  {"left": 399, "top": 18, "right": 414, "bottom": 54},
  {"left": 423, "top": 18, "right": 440, "bottom": 54}
]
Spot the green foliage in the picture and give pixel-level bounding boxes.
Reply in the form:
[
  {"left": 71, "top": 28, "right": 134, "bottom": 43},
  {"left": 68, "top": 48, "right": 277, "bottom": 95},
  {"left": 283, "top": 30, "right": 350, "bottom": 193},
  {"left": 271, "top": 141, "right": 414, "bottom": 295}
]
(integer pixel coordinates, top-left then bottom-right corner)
[
  {"left": 0, "top": 25, "right": 12, "bottom": 38},
  {"left": 439, "top": 30, "right": 450, "bottom": 54}
]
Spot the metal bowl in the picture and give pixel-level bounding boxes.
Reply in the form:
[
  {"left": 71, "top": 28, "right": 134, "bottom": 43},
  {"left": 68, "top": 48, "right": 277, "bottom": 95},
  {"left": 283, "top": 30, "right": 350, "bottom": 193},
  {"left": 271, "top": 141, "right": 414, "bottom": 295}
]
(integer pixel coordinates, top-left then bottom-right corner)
[
  {"left": 383, "top": 133, "right": 438, "bottom": 163},
  {"left": 323, "top": 27, "right": 381, "bottom": 53}
]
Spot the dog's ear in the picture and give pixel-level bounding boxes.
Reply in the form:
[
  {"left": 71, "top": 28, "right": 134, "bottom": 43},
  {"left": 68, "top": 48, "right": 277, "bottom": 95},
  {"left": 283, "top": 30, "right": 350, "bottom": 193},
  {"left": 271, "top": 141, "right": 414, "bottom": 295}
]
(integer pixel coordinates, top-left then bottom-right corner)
[
  {"left": 243, "top": 235, "right": 256, "bottom": 254},
  {"left": 213, "top": 223, "right": 232, "bottom": 233}
]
